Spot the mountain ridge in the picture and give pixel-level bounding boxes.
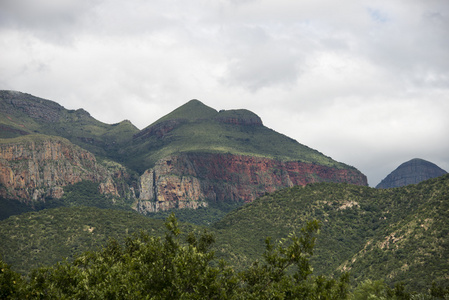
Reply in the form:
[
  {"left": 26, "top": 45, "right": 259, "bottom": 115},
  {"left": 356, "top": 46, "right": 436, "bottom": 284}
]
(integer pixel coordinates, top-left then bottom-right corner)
[{"left": 1, "top": 90, "right": 367, "bottom": 215}]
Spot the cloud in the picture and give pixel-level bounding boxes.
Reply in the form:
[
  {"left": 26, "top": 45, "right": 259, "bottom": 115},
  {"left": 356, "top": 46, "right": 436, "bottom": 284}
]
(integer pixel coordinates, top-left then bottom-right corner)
[{"left": 0, "top": 0, "right": 448, "bottom": 185}]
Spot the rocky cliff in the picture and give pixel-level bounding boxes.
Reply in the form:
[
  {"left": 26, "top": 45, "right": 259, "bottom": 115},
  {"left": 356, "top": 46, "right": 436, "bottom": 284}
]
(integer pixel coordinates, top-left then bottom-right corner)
[
  {"left": 136, "top": 153, "right": 368, "bottom": 213},
  {"left": 0, "top": 135, "right": 130, "bottom": 203},
  {"left": 376, "top": 158, "right": 447, "bottom": 189},
  {"left": 1, "top": 92, "right": 369, "bottom": 214}
]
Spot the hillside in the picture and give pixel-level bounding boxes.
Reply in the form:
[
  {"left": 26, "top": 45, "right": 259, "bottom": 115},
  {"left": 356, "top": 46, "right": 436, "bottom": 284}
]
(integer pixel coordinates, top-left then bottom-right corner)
[
  {"left": 1, "top": 175, "right": 447, "bottom": 292},
  {"left": 125, "top": 99, "right": 352, "bottom": 173},
  {"left": 0, "top": 90, "right": 139, "bottom": 161},
  {"left": 0, "top": 206, "right": 202, "bottom": 274},
  {"left": 376, "top": 158, "right": 447, "bottom": 188},
  {"left": 213, "top": 174, "right": 449, "bottom": 291}
]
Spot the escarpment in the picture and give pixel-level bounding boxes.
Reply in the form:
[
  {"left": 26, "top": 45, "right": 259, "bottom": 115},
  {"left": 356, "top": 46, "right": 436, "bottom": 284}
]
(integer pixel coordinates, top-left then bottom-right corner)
[
  {"left": 1, "top": 92, "right": 369, "bottom": 215},
  {"left": 0, "top": 135, "right": 129, "bottom": 202},
  {"left": 136, "top": 153, "right": 367, "bottom": 213}
]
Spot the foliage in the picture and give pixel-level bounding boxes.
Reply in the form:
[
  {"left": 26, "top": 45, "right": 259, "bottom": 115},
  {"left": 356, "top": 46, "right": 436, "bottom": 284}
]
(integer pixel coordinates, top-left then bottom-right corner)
[
  {"left": 213, "top": 175, "right": 449, "bottom": 291},
  {"left": 0, "top": 207, "right": 170, "bottom": 274},
  {"left": 1, "top": 175, "right": 448, "bottom": 294},
  {"left": 236, "top": 220, "right": 350, "bottom": 299},
  {"left": 0, "top": 257, "right": 22, "bottom": 299},
  {"left": 0, "top": 214, "right": 351, "bottom": 299},
  {"left": 0, "top": 179, "right": 133, "bottom": 221},
  {"left": 0, "top": 197, "right": 33, "bottom": 221},
  {"left": 61, "top": 180, "right": 124, "bottom": 209},
  {"left": 147, "top": 201, "right": 244, "bottom": 226},
  {"left": 350, "top": 279, "right": 449, "bottom": 300}
]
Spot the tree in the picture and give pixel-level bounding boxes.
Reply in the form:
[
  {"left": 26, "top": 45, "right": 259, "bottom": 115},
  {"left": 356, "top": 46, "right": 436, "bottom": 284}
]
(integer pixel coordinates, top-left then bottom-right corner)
[
  {"left": 4, "top": 215, "right": 350, "bottom": 299},
  {"left": 0, "top": 257, "right": 21, "bottom": 299},
  {"left": 237, "top": 220, "right": 350, "bottom": 299}
]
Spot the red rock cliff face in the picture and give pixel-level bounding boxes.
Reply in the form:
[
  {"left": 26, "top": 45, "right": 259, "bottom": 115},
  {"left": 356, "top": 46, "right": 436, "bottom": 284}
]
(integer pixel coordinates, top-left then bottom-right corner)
[
  {"left": 0, "top": 137, "right": 128, "bottom": 202},
  {"left": 137, "top": 153, "right": 367, "bottom": 213}
]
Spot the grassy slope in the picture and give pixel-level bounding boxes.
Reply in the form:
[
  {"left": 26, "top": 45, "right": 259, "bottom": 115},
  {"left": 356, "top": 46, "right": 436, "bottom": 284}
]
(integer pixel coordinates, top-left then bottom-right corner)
[
  {"left": 124, "top": 100, "right": 351, "bottom": 173},
  {"left": 212, "top": 174, "right": 449, "bottom": 290},
  {"left": 0, "top": 91, "right": 139, "bottom": 161},
  {"left": 1, "top": 92, "right": 358, "bottom": 176}
]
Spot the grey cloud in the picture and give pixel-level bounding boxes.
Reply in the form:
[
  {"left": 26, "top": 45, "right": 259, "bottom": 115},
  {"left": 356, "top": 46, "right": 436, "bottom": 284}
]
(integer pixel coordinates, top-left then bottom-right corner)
[
  {"left": 0, "top": 0, "right": 96, "bottom": 28},
  {"left": 0, "top": 0, "right": 448, "bottom": 185}
]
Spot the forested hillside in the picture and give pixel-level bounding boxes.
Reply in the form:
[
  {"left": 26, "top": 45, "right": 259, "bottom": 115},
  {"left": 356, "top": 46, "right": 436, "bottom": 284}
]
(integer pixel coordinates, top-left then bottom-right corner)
[
  {"left": 213, "top": 174, "right": 449, "bottom": 290},
  {"left": 1, "top": 174, "right": 448, "bottom": 295}
]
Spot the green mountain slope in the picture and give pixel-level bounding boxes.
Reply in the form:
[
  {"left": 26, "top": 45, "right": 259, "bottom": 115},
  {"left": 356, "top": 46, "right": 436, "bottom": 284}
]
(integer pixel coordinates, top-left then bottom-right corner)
[
  {"left": 124, "top": 99, "right": 354, "bottom": 173},
  {"left": 1, "top": 91, "right": 362, "bottom": 179},
  {"left": 212, "top": 174, "right": 449, "bottom": 290},
  {"left": 0, "top": 90, "right": 139, "bottom": 161}
]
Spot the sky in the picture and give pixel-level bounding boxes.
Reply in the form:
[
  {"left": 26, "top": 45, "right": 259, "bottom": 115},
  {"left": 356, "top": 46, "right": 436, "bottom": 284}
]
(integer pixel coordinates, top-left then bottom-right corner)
[{"left": 1, "top": 0, "right": 448, "bottom": 186}]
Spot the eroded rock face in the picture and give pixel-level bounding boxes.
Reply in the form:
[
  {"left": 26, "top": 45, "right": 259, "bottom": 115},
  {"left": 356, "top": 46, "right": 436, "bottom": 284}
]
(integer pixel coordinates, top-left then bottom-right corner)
[
  {"left": 376, "top": 158, "right": 447, "bottom": 189},
  {"left": 0, "top": 137, "right": 127, "bottom": 202},
  {"left": 136, "top": 153, "right": 368, "bottom": 213}
]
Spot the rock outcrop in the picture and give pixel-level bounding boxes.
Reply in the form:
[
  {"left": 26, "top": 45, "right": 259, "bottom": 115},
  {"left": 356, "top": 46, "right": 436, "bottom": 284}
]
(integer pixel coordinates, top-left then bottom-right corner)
[
  {"left": 136, "top": 153, "right": 368, "bottom": 213},
  {"left": 0, "top": 135, "right": 129, "bottom": 203},
  {"left": 376, "top": 158, "right": 447, "bottom": 189}
]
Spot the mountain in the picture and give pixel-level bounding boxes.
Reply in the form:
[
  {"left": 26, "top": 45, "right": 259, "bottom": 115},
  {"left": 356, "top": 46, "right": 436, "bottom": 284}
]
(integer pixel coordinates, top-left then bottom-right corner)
[
  {"left": 0, "top": 90, "right": 139, "bottom": 160},
  {"left": 376, "top": 158, "right": 447, "bottom": 189},
  {"left": 125, "top": 99, "right": 367, "bottom": 213},
  {"left": 0, "top": 91, "right": 367, "bottom": 216}
]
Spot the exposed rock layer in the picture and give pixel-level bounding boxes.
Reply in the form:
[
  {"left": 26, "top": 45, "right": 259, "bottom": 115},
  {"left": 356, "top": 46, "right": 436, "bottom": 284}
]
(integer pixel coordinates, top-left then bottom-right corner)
[
  {"left": 0, "top": 136, "right": 127, "bottom": 202},
  {"left": 376, "top": 158, "right": 447, "bottom": 189},
  {"left": 137, "top": 153, "right": 368, "bottom": 213}
]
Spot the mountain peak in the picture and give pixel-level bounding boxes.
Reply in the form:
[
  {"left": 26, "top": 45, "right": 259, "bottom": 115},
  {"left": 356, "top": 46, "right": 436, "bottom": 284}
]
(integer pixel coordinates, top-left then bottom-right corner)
[
  {"left": 151, "top": 99, "right": 218, "bottom": 126},
  {"left": 376, "top": 158, "right": 447, "bottom": 188}
]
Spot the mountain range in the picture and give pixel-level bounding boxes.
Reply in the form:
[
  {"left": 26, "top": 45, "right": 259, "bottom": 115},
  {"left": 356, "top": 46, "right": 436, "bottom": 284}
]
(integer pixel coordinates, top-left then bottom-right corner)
[
  {"left": 0, "top": 90, "right": 366, "bottom": 217},
  {"left": 1, "top": 90, "right": 448, "bottom": 294}
]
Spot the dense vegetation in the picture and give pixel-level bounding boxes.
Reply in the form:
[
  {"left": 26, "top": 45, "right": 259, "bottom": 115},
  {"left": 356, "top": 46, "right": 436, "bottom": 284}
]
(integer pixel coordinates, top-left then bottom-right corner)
[
  {"left": 0, "top": 207, "right": 169, "bottom": 274},
  {"left": 212, "top": 174, "right": 449, "bottom": 291},
  {"left": 0, "top": 180, "right": 132, "bottom": 221},
  {"left": 1, "top": 175, "right": 448, "bottom": 295},
  {"left": 146, "top": 200, "right": 244, "bottom": 226},
  {"left": 1, "top": 214, "right": 447, "bottom": 299}
]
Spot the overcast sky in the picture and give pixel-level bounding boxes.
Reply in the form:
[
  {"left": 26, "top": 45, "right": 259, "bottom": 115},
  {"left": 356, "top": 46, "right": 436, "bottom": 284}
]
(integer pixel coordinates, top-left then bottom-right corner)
[{"left": 1, "top": 0, "right": 448, "bottom": 186}]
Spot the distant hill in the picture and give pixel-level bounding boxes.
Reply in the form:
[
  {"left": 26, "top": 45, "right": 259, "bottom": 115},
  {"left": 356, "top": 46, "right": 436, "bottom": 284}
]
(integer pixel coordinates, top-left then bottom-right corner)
[{"left": 376, "top": 158, "right": 447, "bottom": 189}]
